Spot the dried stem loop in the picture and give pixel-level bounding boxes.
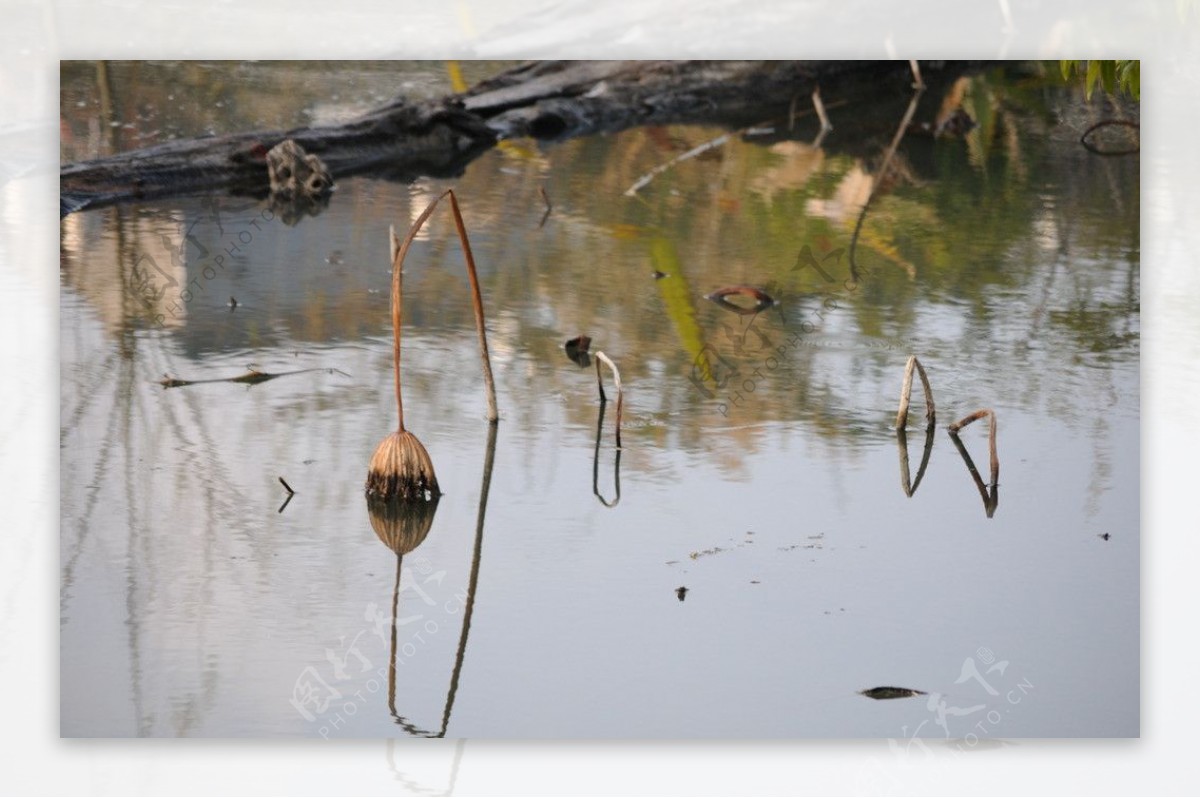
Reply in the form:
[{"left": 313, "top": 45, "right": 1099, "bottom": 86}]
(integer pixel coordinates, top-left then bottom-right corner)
[{"left": 895, "top": 355, "right": 936, "bottom": 429}]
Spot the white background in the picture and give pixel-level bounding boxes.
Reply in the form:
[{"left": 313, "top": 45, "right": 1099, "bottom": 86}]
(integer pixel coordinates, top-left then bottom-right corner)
[{"left": 2, "top": 0, "right": 1196, "bottom": 794}]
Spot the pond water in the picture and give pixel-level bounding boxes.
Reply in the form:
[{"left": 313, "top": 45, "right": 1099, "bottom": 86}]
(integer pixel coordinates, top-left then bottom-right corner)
[{"left": 59, "top": 61, "right": 1139, "bottom": 738}]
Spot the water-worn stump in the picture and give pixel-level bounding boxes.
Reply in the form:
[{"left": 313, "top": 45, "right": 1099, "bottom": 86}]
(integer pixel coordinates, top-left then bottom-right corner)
[{"left": 266, "top": 139, "right": 334, "bottom": 225}]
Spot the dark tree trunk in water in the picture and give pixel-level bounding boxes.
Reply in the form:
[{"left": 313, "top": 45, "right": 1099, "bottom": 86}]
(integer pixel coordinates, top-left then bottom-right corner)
[{"left": 60, "top": 60, "right": 978, "bottom": 216}]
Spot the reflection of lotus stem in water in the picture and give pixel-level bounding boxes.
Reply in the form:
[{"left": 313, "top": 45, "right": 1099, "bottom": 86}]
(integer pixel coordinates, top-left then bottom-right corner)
[
  {"left": 388, "top": 422, "right": 498, "bottom": 737},
  {"left": 594, "top": 351, "right": 623, "bottom": 450},
  {"left": 593, "top": 400, "right": 621, "bottom": 507},
  {"left": 948, "top": 409, "right": 1000, "bottom": 518},
  {"left": 366, "top": 189, "right": 499, "bottom": 500},
  {"left": 895, "top": 424, "right": 935, "bottom": 498}
]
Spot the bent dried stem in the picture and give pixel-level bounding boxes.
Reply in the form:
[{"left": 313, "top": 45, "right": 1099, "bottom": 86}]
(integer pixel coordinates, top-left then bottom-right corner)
[
  {"left": 594, "top": 351, "right": 624, "bottom": 450},
  {"left": 391, "top": 189, "right": 499, "bottom": 423},
  {"left": 365, "top": 224, "right": 440, "bottom": 500},
  {"left": 895, "top": 355, "right": 936, "bottom": 429}
]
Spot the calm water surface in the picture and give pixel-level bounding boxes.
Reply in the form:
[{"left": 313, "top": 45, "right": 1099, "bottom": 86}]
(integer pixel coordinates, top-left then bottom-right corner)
[{"left": 60, "top": 62, "right": 1139, "bottom": 737}]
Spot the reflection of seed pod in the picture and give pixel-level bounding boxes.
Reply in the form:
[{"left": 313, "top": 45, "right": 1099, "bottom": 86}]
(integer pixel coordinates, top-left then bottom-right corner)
[{"left": 367, "top": 493, "right": 440, "bottom": 556}]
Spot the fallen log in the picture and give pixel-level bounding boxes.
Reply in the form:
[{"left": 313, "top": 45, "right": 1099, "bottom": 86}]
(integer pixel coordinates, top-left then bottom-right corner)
[
  {"left": 60, "top": 96, "right": 495, "bottom": 215},
  {"left": 61, "top": 60, "right": 979, "bottom": 216}
]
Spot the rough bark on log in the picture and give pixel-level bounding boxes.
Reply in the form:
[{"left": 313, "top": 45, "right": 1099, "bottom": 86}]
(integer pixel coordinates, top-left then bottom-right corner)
[{"left": 60, "top": 98, "right": 496, "bottom": 215}]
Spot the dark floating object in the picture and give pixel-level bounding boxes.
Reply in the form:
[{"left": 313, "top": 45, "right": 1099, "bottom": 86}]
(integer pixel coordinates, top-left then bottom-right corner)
[
  {"left": 1099, "top": 532, "right": 1111, "bottom": 541},
  {"left": 228, "top": 295, "right": 238, "bottom": 310},
  {"left": 158, "top": 367, "right": 349, "bottom": 389},
  {"left": 675, "top": 586, "right": 688, "bottom": 601},
  {"left": 704, "top": 284, "right": 777, "bottom": 316},
  {"left": 565, "top": 335, "right": 592, "bottom": 368},
  {"left": 860, "top": 686, "right": 927, "bottom": 700},
  {"left": 652, "top": 270, "right": 668, "bottom": 280}
]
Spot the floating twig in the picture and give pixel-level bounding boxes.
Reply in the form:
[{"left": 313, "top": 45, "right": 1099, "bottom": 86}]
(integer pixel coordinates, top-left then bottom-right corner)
[
  {"left": 594, "top": 351, "right": 624, "bottom": 450},
  {"left": 895, "top": 355, "right": 936, "bottom": 429},
  {"left": 277, "top": 476, "right": 296, "bottom": 513},
  {"left": 158, "top": 367, "right": 350, "bottom": 389},
  {"left": 860, "top": 686, "right": 927, "bottom": 700}
]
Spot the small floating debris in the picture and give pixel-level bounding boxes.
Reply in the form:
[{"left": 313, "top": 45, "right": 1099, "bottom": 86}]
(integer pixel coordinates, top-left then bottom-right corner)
[
  {"left": 675, "top": 586, "right": 688, "bottom": 601},
  {"left": 228, "top": 296, "right": 238, "bottom": 310},
  {"left": 652, "top": 270, "right": 667, "bottom": 280},
  {"left": 704, "top": 284, "right": 777, "bottom": 316},
  {"left": 1099, "top": 532, "right": 1111, "bottom": 541},
  {"left": 277, "top": 476, "right": 296, "bottom": 513},
  {"left": 860, "top": 686, "right": 927, "bottom": 700}
]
